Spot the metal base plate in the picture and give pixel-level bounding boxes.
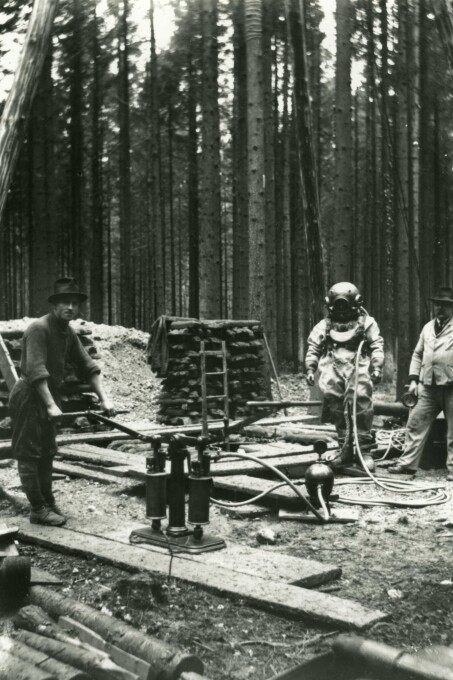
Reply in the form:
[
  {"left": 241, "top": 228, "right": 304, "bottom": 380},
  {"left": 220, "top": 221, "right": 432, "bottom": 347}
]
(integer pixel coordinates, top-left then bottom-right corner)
[{"left": 129, "top": 526, "right": 226, "bottom": 554}]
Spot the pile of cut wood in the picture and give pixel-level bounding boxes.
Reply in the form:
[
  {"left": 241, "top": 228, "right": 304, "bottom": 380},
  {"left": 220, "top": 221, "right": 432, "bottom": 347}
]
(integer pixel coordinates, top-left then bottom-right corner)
[
  {"left": 2, "top": 585, "right": 207, "bottom": 680},
  {"left": 152, "top": 319, "right": 271, "bottom": 427}
]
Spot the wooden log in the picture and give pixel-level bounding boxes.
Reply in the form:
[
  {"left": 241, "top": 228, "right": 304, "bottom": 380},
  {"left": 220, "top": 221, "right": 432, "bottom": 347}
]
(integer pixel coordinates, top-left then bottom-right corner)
[
  {"left": 0, "top": 635, "right": 88, "bottom": 680},
  {"left": 29, "top": 586, "right": 204, "bottom": 680},
  {"left": 0, "top": 646, "right": 56, "bottom": 679},
  {"left": 59, "top": 617, "right": 151, "bottom": 680},
  {"left": 13, "top": 630, "right": 138, "bottom": 680},
  {"left": 169, "top": 319, "right": 261, "bottom": 329}
]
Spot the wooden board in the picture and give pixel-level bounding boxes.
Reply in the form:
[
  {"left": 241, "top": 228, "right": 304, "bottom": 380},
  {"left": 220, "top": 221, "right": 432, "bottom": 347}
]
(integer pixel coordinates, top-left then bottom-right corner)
[
  {"left": 213, "top": 474, "right": 312, "bottom": 506},
  {"left": 52, "top": 461, "right": 133, "bottom": 485},
  {"left": 13, "top": 519, "right": 387, "bottom": 630},
  {"left": 127, "top": 452, "right": 320, "bottom": 482},
  {"left": 58, "top": 443, "right": 137, "bottom": 468},
  {"left": 102, "top": 523, "right": 341, "bottom": 588}
]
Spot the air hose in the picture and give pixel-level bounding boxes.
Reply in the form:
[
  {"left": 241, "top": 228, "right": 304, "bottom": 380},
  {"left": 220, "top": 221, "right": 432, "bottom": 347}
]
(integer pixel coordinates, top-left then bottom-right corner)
[
  {"left": 210, "top": 341, "right": 448, "bottom": 517},
  {"left": 334, "top": 340, "right": 449, "bottom": 508},
  {"left": 210, "top": 450, "right": 328, "bottom": 522}
]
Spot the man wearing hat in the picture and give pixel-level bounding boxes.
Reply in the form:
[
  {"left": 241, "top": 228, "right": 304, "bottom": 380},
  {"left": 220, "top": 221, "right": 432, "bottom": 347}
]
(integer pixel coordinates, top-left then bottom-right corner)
[
  {"left": 9, "top": 277, "right": 115, "bottom": 526},
  {"left": 389, "top": 286, "right": 453, "bottom": 478}
]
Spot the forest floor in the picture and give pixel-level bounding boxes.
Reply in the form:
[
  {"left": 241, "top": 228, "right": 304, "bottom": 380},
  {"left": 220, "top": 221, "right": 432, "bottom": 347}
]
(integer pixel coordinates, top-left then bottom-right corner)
[{"left": 1, "top": 320, "right": 453, "bottom": 680}]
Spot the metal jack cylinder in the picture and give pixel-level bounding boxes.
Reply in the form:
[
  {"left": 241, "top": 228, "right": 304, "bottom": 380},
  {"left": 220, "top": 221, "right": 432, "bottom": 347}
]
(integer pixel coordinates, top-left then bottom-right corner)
[
  {"left": 188, "top": 476, "right": 212, "bottom": 527},
  {"left": 166, "top": 436, "right": 190, "bottom": 538},
  {"left": 145, "top": 470, "right": 168, "bottom": 520}
]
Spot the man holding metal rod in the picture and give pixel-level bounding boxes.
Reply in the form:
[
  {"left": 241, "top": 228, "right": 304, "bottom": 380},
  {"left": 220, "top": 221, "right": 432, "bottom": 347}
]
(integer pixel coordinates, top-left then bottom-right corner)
[
  {"left": 388, "top": 286, "right": 453, "bottom": 478},
  {"left": 9, "top": 277, "right": 115, "bottom": 526},
  {"left": 304, "top": 282, "right": 384, "bottom": 469}
]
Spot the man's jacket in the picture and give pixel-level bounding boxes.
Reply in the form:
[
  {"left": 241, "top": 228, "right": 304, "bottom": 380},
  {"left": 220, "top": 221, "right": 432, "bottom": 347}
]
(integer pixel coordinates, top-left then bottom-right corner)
[{"left": 410, "top": 316, "right": 453, "bottom": 385}]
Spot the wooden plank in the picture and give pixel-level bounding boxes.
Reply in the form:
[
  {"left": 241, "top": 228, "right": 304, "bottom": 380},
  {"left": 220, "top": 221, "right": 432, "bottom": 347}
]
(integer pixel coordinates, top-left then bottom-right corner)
[
  {"left": 127, "top": 452, "right": 320, "bottom": 482},
  {"left": 14, "top": 520, "right": 387, "bottom": 630},
  {"left": 213, "top": 474, "right": 312, "bottom": 506},
  {"left": 58, "top": 444, "right": 135, "bottom": 468},
  {"left": 0, "top": 333, "right": 19, "bottom": 391},
  {"left": 103, "top": 523, "right": 341, "bottom": 588},
  {"left": 30, "top": 567, "right": 64, "bottom": 585},
  {"left": 52, "top": 461, "right": 130, "bottom": 485}
]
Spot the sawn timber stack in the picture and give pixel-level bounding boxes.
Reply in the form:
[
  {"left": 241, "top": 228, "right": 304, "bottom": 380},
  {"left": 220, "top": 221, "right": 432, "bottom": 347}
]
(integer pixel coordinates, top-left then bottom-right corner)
[{"left": 148, "top": 317, "right": 271, "bottom": 427}]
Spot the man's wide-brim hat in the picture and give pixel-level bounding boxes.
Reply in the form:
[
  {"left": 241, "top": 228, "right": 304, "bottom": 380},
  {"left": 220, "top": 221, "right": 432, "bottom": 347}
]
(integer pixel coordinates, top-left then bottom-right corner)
[
  {"left": 429, "top": 286, "right": 453, "bottom": 304},
  {"left": 48, "top": 277, "right": 87, "bottom": 304}
]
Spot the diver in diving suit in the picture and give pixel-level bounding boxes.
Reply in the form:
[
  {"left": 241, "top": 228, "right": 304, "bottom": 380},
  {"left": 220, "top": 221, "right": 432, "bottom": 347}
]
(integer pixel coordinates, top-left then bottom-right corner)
[{"left": 304, "top": 282, "right": 385, "bottom": 467}]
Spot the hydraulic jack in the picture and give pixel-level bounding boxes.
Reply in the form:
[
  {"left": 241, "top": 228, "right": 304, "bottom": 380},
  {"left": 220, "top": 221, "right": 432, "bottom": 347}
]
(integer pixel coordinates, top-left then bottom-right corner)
[{"left": 130, "top": 434, "right": 226, "bottom": 554}]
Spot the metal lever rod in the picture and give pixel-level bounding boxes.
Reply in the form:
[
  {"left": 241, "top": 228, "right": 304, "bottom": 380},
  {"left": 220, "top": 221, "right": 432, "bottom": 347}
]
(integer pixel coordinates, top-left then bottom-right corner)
[{"left": 246, "top": 400, "right": 323, "bottom": 408}]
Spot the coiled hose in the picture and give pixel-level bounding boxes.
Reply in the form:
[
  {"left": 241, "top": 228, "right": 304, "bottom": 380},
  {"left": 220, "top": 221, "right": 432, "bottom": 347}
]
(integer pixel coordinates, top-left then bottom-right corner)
[
  {"left": 210, "top": 343, "right": 448, "bottom": 517},
  {"left": 335, "top": 340, "right": 449, "bottom": 508}
]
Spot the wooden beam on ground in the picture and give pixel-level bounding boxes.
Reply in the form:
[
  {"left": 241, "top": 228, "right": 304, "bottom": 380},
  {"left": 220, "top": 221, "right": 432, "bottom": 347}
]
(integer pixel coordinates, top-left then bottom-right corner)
[
  {"left": 127, "top": 451, "right": 320, "bottom": 482},
  {"left": 14, "top": 520, "right": 387, "bottom": 630},
  {"left": 57, "top": 444, "right": 136, "bottom": 468},
  {"left": 104, "top": 523, "right": 341, "bottom": 588},
  {"left": 213, "top": 474, "right": 312, "bottom": 506},
  {"left": 52, "top": 461, "right": 132, "bottom": 485}
]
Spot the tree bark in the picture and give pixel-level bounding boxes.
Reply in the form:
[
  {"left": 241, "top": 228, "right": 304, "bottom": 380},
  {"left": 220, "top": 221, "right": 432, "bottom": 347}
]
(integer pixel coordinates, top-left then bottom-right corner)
[
  {"left": 0, "top": 634, "right": 88, "bottom": 680},
  {"left": 245, "top": 0, "right": 267, "bottom": 326},
  {"left": 333, "top": 0, "right": 353, "bottom": 281},
  {"left": 232, "top": 0, "right": 249, "bottom": 319},
  {"left": 29, "top": 586, "right": 203, "bottom": 680},
  {"left": 285, "top": 0, "right": 324, "bottom": 323},
  {"left": 199, "top": 0, "right": 222, "bottom": 319},
  {"left": 0, "top": 0, "right": 59, "bottom": 226}
]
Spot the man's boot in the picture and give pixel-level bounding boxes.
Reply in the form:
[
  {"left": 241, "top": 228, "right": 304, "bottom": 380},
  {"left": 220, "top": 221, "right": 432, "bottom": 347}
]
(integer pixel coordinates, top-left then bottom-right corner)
[
  {"left": 18, "top": 460, "right": 65, "bottom": 527},
  {"left": 37, "top": 457, "right": 67, "bottom": 523}
]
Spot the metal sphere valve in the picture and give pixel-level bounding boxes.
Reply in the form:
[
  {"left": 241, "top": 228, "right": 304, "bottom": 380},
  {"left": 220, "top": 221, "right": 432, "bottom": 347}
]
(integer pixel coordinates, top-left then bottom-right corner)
[{"left": 304, "top": 460, "right": 334, "bottom": 509}]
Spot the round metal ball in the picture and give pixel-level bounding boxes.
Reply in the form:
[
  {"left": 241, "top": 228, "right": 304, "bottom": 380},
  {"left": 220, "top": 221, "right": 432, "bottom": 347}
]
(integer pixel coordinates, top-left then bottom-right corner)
[{"left": 304, "top": 462, "right": 334, "bottom": 501}]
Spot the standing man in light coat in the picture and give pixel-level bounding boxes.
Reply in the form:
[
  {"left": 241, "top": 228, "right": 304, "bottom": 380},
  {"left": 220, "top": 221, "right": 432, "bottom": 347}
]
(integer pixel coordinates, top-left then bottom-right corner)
[{"left": 389, "top": 286, "right": 453, "bottom": 478}]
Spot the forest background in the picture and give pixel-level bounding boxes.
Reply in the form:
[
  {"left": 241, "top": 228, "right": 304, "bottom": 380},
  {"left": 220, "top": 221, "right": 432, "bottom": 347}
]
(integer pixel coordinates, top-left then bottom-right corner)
[{"left": 0, "top": 0, "right": 452, "bottom": 397}]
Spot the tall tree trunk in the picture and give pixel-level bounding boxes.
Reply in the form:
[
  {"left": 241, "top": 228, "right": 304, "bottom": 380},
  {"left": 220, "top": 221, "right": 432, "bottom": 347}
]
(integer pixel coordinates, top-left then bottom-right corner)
[
  {"left": 187, "top": 20, "right": 200, "bottom": 318},
  {"left": 262, "top": 0, "right": 277, "bottom": 355},
  {"left": 285, "top": 0, "right": 324, "bottom": 323},
  {"left": 365, "top": 0, "right": 379, "bottom": 317},
  {"left": 333, "top": 0, "right": 353, "bottom": 282},
  {"left": 199, "top": 0, "right": 222, "bottom": 319},
  {"left": 232, "top": 0, "right": 249, "bottom": 319},
  {"left": 408, "top": 0, "right": 421, "bottom": 340},
  {"left": 395, "top": 0, "right": 411, "bottom": 396},
  {"left": 150, "top": 0, "right": 165, "bottom": 319},
  {"left": 29, "top": 51, "right": 57, "bottom": 317},
  {"left": 245, "top": 0, "right": 267, "bottom": 325},
  {"left": 70, "top": 0, "right": 84, "bottom": 285},
  {"left": 0, "top": 0, "right": 59, "bottom": 232},
  {"left": 118, "top": 0, "right": 132, "bottom": 326},
  {"left": 89, "top": 2, "right": 104, "bottom": 322},
  {"left": 379, "top": 0, "right": 396, "bottom": 381}
]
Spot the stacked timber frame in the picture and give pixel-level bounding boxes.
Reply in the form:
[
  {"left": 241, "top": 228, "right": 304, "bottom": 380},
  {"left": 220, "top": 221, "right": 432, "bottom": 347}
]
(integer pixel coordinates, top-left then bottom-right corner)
[{"left": 149, "top": 317, "right": 271, "bottom": 426}]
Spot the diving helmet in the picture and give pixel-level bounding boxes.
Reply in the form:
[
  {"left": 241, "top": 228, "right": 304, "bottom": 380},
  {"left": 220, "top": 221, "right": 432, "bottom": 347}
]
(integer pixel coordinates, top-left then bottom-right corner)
[{"left": 325, "top": 282, "right": 363, "bottom": 321}]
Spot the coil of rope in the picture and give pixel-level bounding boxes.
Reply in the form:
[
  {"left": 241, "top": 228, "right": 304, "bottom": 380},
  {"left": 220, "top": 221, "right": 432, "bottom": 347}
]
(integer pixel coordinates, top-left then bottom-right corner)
[{"left": 334, "top": 340, "right": 449, "bottom": 508}]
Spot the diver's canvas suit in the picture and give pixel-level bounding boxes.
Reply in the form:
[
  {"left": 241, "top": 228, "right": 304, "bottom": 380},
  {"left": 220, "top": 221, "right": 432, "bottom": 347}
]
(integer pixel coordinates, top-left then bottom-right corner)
[{"left": 305, "top": 312, "right": 385, "bottom": 460}]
